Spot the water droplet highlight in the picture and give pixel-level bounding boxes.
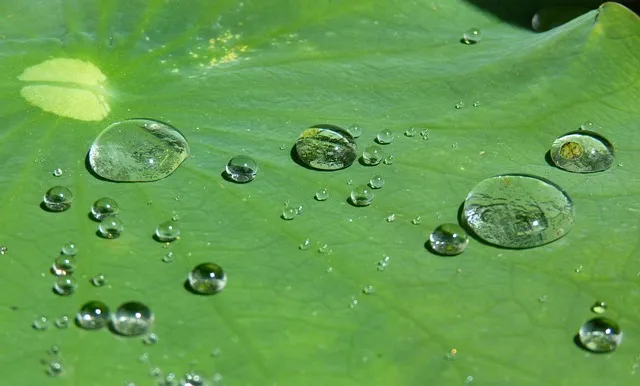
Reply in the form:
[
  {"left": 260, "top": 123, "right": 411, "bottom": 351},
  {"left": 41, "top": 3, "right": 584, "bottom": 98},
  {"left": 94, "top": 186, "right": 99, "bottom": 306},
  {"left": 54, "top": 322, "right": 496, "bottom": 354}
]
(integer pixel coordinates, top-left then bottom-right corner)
[
  {"left": 428, "top": 223, "right": 469, "bottom": 255},
  {"left": 155, "top": 220, "right": 180, "bottom": 242},
  {"left": 350, "top": 185, "right": 374, "bottom": 206},
  {"left": 88, "top": 118, "right": 190, "bottom": 182},
  {"left": 463, "top": 174, "right": 574, "bottom": 248},
  {"left": 53, "top": 276, "right": 78, "bottom": 296},
  {"left": 462, "top": 27, "right": 482, "bottom": 44},
  {"left": 578, "top": 317, "right": 622, "bottom": 353},
  {"left": 376, "top": 129, "right": 394, "bottom": 144},
  {"left": 346, "top": 124, "right": 363, "bottom": 138},
  {"left": 98, "top": 215, "right": 123, "bottom": 238},
  {"left": 591, "top": 300, "right": 607, "bottom": 314},
  {"left": 188, "top": 262, "right": 227, "bottom": 295},
  {"left": 91, "top": 197, "right": 119, "bottom": 221},
  {"left": 43, "top": 186, "right": 73, "bottom": 212},
  {"left": 225, "top": 155, "right": 258, "bottom": 182},
  {"left": 110, "top": 301, "right": 154, "bottom": 336},
  {"left": 295, "top": 125, "right": 357, "bottom": 170},
  {"left": 61, "top": 241, "right": 77, "bottom": 256},
  {"left": 315, "top": 188, "right": 329, "bottom": 201},
  {"left": 549, "top": 130, "right": 614, "bottom": 173},
  {"left": 362, "top": 145, "right": 384, "bottom": 166}
]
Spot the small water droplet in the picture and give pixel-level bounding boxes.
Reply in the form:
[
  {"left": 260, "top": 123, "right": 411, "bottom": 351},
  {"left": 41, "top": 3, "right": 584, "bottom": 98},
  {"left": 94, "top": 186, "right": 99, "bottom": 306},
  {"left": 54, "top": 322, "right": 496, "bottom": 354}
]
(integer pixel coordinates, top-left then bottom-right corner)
[
  {"left": 472, "top": 101, "right": 480, "bottom": 107},
  {"left": 91, "top": 274, "right": 107, "bottom": 287},
  {"left": 411, "top": 216, "right": 422, "bottom": 225},
  {"left": 299, "top": 239, "right": 311, "bottom": 250},
  {"left": 550, "top": 130, "right": 614, "bottom": 173},
  {"left": 0, "top": 245, "right": 7, "bottom": 255},
  {"left": 383, "top": 154, "right": 395, "bottom": 165},
  {"left": 188, "top": 262, "right": 227, "bottom": 295},
  {"left": 428, "top": 223, "right": 469, "bottom": 256},
  {"left": 462, "top": 27, "right": 482, "bottom": 44},
  {"left": 60, "top": 241, "right": 77, "bottom": 256},
  {"left": 54, "top": 315, "right": 70, "bottom": 329},
  {"left": 91, "top": 197, "right": 119, "bottom": 221},
  {"left": 318, "top": 244, "right": 332, "bottom": 254},
  {"left": 420, "top": 129, "right": 430, "bottom": 141},
  {"left": 54, "top": 276, "right": 78, "bottom": 296},
  {"left": 33, "top": 316, "right": 49, "bottom": 330},
  {"left": 225, "top": 155, "right": 258, "bottom": 182},
  {"left": 362, "top": 285, "right": 375, "bottom": 295},
  {"left": 315, "top": 188, "right": 329, "bottom": 201},
  {"left": 346, "top": 124, "right": 363, "bottom": 138},
  {"left": 281, "top": 206, "right": 297, "bottom": 220},
  {"left": 150, "top": 367, "right": 162, "bottom": 377},
  {"left": 46, "top": 361, "right": 63, "bottom": 376},
  {"left": 591, "top": 300, "right": 607, "bottom": 314},
  {"left": 404, "top": 128, "right": 416, "bottom": 137},
  {"left": 295, "top": 125, "right": 357, "bottom": 170},
  {"left": 111, "top": 301, "right": 154, "bottom": 336},
  {"left": 377, "top": 256, "right": 390, "bottom": 271},
  {"left": 76, "top": 300, "right": 110, "bottom": 330},
  {"left": 98, "top": 215, "right": 123, "bottom": 238},
  {"left": 376, "top": 129, "right": 394, "bottom": 144},
  {"left": 386, "top": 214, "right": 396, "bottom": 222},
  {"left": 88, "top": 118, "right": 190, "bottom": 182},
  {"left": 52, "top": 168, "right": 63, "bottom": 177},
  {"left": 326, "top": 266, "right": 333, "bottom": 273},
  {"left": 538, "top": 295, "right": 548, "bottom": 303},
  {"left": 142, "top": 332, "right": 158, "bottom": 345},
  {"left": 361, "top": 145, "right": 384, "bottom": 166},
  {"left": 455, "top": 101, "right": 465, "bottom": 109},
  {"left": 155, "top": 220, "right": 180, "bottom": 242},
  {"left": 162, "top": 252, "right": 174, "bottom": 263},
  {"left": 279, "top": 144, "right": 286, "bottom": 150},
  {"left": 49, "top": 345, "right": 60, "bottom": 356},
  {"left": 369, "top": 175, "right": 384, "bottom": 189},
  {"left": 182, "top": 371, "right": 204, "bottom": 386},
  {"left": 578, "top": 317, "right": 622, "bottom": 353},
  {"left": 580, "top": 121, "right": 595, "bottom": 131},
  {"left": 350, "top": 185, "right": 374, "bottom": 206},
  {"left": 465, "top": 375, "right": 474, "bottom": 384},
  {"left": 43, "top": 186, "right": 73, "bottom": 212},
  {"left": 575, "top": 265, "right": 583, "bottom": 273},
  {"left": 52, "top": 255, "right": 76, "bottom": 276}
]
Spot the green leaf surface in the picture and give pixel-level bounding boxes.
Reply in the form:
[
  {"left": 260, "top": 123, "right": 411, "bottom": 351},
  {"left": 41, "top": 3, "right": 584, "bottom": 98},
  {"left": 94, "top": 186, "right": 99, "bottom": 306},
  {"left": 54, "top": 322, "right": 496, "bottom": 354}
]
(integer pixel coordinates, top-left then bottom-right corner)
[{"left": 1, "top": 1, "right": 639, "bottom": 385}]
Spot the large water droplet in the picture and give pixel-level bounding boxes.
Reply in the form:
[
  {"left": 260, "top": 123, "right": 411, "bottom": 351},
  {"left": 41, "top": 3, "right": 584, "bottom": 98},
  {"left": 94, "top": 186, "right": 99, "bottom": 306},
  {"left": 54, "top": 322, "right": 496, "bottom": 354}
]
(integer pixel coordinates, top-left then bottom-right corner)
[
  {"left": 188, "top": 262, "right": 227, "bottom": 295},
  {"left": 578, "top": 317, "right": 622, "bottom": 353},
  {"left": 88, "top": 118, "right": 190, "bottom": 182},
  {"left": 91, "top": 197, "right": 119, "bottom": 221},
  {"left": 225, "top": 155, "right": 258, "bottom": 182},
  {"left": 294, "top": 125, "right": 357, "bottom": 170},
  {"left": 76, "top": 300, "right": 110, "bottom": 330},
  {"left": 43, "top": 186, "right": 73, "bottom": 212},
  {"left": 549, "top": 130, "right": 614, "bottom": 173},
  {"left": 428, "top": 223, "right": 469, "bottom": 255},
  {"left": 110, "top": 301, "right": 154, "bottom": 336},
  {"left": 463, "top": 174, "right": 574, "bottom": 248}
]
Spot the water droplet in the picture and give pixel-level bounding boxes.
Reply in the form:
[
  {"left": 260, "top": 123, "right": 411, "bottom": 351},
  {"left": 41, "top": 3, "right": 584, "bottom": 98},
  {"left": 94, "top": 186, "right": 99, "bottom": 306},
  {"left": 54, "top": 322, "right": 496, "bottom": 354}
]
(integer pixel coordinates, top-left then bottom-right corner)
[
  {"left": 162, "top": 252, "right": 174, "bottom": 263},
  {"left": 299, "top": 239, "right": 311, "bottom": 250},
  {"left": 43, "top": 186, "right": 73, "bottom": 212},
  {"left": 350, "top": 185, "right": 374, "bottom": 206},
  {"left": 326, "top": 266, "right": 333, "bottom": 273},
  {"left": 346, "top": 124, "right": 363, "bottom": 138},
  {"left": 61, "top": 241, "right": 77, "bottom": 256},
  {"left": 142, "top": 332, "right": 159, "bottom": 345},
  {"left": 91, "top": 274, "right": 107, "bottom": 287},
  {"left": 472, "top": 101, "right": 480, "bottom": 107},
  {"left": 349, "top": 298, "right": 359, "bottom": 308},
  {"left": 54, "top": 276, "right": 78, "bottom": 296},
  {"left": 578, "top": 317, "right": 622, "bottom": 353},
  {"left": 49, "top": 345, "right": 60, "bottom": 355},
  {"left": 52, "top": 168, "right": 63, "bottom": 177},
  {"left": 0, "top": 245, "right": 6, "bottom": 255},
  {"left": 462, "top": 27, "right": 482, "bottom": 44},
  {"left": 188, "top": 262, "right": 227, "bottom": 295},
  {"left": 76, "top": 300, "right": 110, "bottom": 330},
  {"left": 279, "top": 144, "right": 286, "bottom": 150},
  {"left": 51, "top": 255, "right": 76, "bottom": 276},
  {"left": 33, "top": 316, "right": 49, "bottom": 330},
  {"left": 182, "top": 371, "right": 204, "bottom": 386},
  {"left": 377, "top": 256, "right": 390, "bottom": 271},
  {"left": 155, "top": 220, "right": 180, "bottom": 242},
  {"left": 211, "top": 347, "right": 222, "bottom": 357},
  {"left": 318, "top": 244, "right": 332, "bottom": 254},
  {"left": 463, "top": 174, "right": 574, "bottom": 248},
  {"left": 386, "top": 214, "right": 396, "bottom": 222},
  {"left": 383, "top": 154, "right": 395, "bottom": 165},
  {"left": 465, "top": 375, "right": 474, "bottom": 384},
  {"left": 315, "top": 188, "right": 329, "bottom": 201},
  {"left": 411, "top": 216, "right": 422, "bottom": 225},
  {"left": 420, "top": 129, "right": 430, "bottom": 140},
  {"left": 361, "top": 145, "right": 384, "bottom": 166},
  {"left": 376, "top": 129, "right": 394, "bottom": 144},
  {"left": 47, "top": 361, "right": 63, "bottom": 376},
  {"left": 362, "top": 285, "right": 375, "bottom": 295},
  {"left": 455, "top": 101, "right": 465, "bottom": 109},
  {"left": 404, "top": 128, "right": 416, "bottom": 137},
  {"left": 549, "top": 130, "right": 614, "bottom": 173},
  {"left": 53, "top": 315, "right": 70, "bottom": 329},
  {"left": 369, "top": 175, "right": 384, "bottom": 189},
  {"left": 88, "top": 118, "right": 190, "bottom": 182},
  {"left": 98, "top": 215, "right": 123, "bottom": 238},
  {"left": 294, "top": 125, "right": 357, "bottom": 170},
  {"left": 591, "top": 300, "right": 607, "bottom": 314},
  {"left": 225, "top": 155, "right": 258, "bottom": 182},
  {"left": 91, "top": 197, "right": 119, "bottom": 221},
  {"left": 428, "top": 223, "right": 469, "bottom": 255},
  {"left": 281, "top": 206, "right": 297, "bottom": 220},
  {"left": 580, "top": 121, "right": 595, "bottom": 130},
  {"left": 111, "top": 301, "right": 154, "bottom": 336}
]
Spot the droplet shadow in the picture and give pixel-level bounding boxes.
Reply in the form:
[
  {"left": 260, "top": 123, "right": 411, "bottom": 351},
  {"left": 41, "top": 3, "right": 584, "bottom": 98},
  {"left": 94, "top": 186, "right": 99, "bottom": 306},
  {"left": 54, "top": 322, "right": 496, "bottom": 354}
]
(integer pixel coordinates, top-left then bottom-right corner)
[
  {"left": 40, "top": 202, "right": 70, "bottom": 213},
  {"left": 220, "top": 170, "right": 254, "bottom": 184},
  {"left": 459, "top": 38, "right": 477, "bottom": 45},
  {"left": 544, "top": 150, "right": 560, "bottom": 169}
]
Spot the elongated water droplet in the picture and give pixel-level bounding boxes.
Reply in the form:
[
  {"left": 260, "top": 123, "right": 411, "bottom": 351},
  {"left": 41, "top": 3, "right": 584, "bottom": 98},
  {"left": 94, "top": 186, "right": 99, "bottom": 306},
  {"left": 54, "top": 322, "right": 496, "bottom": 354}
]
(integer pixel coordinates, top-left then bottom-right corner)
[
  {"left": 110, "top": 301, "right": 154, "bottom": 336},
  {"left": 462, "top": 27, "right": 482, "bottom": 44},
  {"left": 376, "top": 129, "right": 394, "bottom": 144},
  {"left": 43, "top": 186, "right": 73, "bottom": 212},
  {"left": 428, "top": 223, "right": 469, "bottom": 255},
  {"left": 294, "top": 125, "right": 357, "bottom": 170},
  {"left": 98, "top": 215, "right": 123, "bottom": 238},
  {"left": 362, "top": 145, "right": 384, "bottom": 166},
  {"left": 463, "top": 174, "right": 574, "bottom": 248},
  {"left": 225, "top": 155, "right": 258, "bottom": 182},
  {"left": 91, "top": 197, "right": 119, "bottom": 220},
  {"left": 155, "top": 220, "right": 180, "bottom": 242},
  {"left": 188, "top": 263, "right": 227, "bottom": 295},
  {"left": 88, "top": 118, "right": 190, "bottom": 182},
  {"left": 549, "top": 130, "right": 614, "bottom": 173},
  {"left": 578, "top": 317, "right": 622, "bottom": 353},
  {"left": 350, "top": 185, "right": 374, "bottom": 206}
]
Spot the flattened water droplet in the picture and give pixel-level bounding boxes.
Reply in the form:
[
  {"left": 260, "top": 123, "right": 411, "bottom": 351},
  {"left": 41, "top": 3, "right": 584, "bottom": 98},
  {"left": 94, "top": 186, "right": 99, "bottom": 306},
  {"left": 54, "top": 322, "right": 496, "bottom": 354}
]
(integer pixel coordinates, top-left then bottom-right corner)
[
  {"left": 463, "top": 174, "right": 574, "bottom": 248},
  {"left": 350, "top": 185, "right": 374, "bottom": 206},
  {"left": 111, "top": 301, "right": 154, "bottom": 336},
  {"left": 91, "top": 197, "right": 119, "bottom": 221},
  {"left": 155, "top": 220, "right": 180, "bottom": 242},
  {"left": 188, "top": 262, "right": 227, "bottom": 295},
  {"left": 346, "top": 124, "right": 363, "bottom": 138},
  {"left": 591, "top": 300, "right": 607, "bottom": 314},
  {"left": 88, "top": 119, "right": 190, "bottom": 182},
  {"left": 549, "top": 130, "right": 614, "bottom": 173},
  {"left": 295, "top": 125, "right": 357, "bottom": 170},
  {"left": 376, "top": 129, "right": 394, "bottom": 144},
  {"left": 315, "top": 188, "right": 329, "bottom": 201},
  {"left": 580, "top": 121, "right": 595, "bottom": 131},
  {"left": 225, "top": 155, "right": 258, "bottom": 182},
  {"left": 428, "top": 223, "right": 469, "bottom": 255},
  {"left": 362, "top": 145, "right": 384, "bottom": 166},
  {"left": 54, "top": 276, "right": 78, "bottom": 296},
  {"left": 578, "top": 317, "right": 622, "bottom": 353},
  {"left": 43, "top": 186, "right": 73, "bottom": 212},
  {"left": 98, "top": 215, "right": 123, "bottom": 238},
  {"left": 462, "top": 27, "right": 482, "bottom": 44},
  {"left": 61, "top": 241, "right": 77, "bottom": 256}
]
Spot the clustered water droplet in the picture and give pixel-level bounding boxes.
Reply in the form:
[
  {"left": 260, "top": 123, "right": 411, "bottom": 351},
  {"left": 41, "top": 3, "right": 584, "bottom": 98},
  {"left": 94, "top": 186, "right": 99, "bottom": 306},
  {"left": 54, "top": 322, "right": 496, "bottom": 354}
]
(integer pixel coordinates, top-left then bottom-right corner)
[
  {"left": 43, "top": 186, "right": 73, "bottom": 212},
  {"left": 549, "top": 130, "right": 614, "bottom": 173},
  {"left": 295, "top": 125, "right": 357, "bottom": 170},
  {"left": 428, "top": 223, "right": 469, "bottom": 256},
  {"left": 225, "top": 155, "right": 258, "bottom": 182},
  {"left": 188, "top": 262, "right": 227, "bottom": 295}
]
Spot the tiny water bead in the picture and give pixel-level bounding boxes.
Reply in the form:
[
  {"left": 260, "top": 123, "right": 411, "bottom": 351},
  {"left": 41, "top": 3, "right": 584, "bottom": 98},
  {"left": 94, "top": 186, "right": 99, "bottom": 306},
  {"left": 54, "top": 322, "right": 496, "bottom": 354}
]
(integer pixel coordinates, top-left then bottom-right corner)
[
  {"left": 386, "top": 214, "right": 396, "bottom": 222},
  {"left": 376, "top": 129, "right": 394, "bottom": 144},
  {"left": 61, "top": 241, "right": 77, "bottom": 256},
  {"left": 591, "top": 300, "right": 607, "bottom": 314},
  {"left": 43, "top": 186, "right": 73, "bottom": 212},
  {"left": 295, "top": 125, "right": 358, "bottom": 170},
  {"left": 52, "top": 255, "right": 76, "bottom": 276},
  {"left": 0, "top": 245, "right": 6, "bottom": 255},
  {"left": 428, "top": 223, "right": 469, "bottom": 256},
  {"left": 299, "top": 239, "right": 311, "bottom": 250},
  {"left": 162, "top": 252, "right": 174, "bottom": 263},
  {"left": 578, "top": 317, "right": 622, "bottom": 353},
  {"left": 47, "top": 361, "right": 63, "bottom": 377},
  {"left": 463, "top": 174, "right": 574, "bottom": 248},
  {"left": 142, "top": 332, "right": 159, "bottom": 345},
  {"left": 281, "top": 206, "right": 297, "bottom": 220},
  {"left": 53, "top": 168, "right": 63, "bottom": 177},
  {"left": 347, "top": 124, "right": 363, "bottom": 138},
  {"left": 549, "top": 130, "right": 614, "bottom": 173},
  {"left": 155, "top": 220, "right": 180, "bottom": 242},
  {"left": 362, "top": 285, "right": 375, "bottom": 295},
  {"left": 369, "top": 175, "right": 384, "bottom": 189},
  {"left": 225, "top": 155, "right": 258, "bottom": 183},
  {"left": 455, "top": 101, "right": 465, "bottom": 109},
  {"left": 54, "top": 315, "right": 70, "bottom": 329},
  {"left": 350, "top": 185, "right": 374, "bottom": 206},
  {"left": 404, "top": 128, "right": 416, "bottom": 137},
  {"left": 383, "top": 154, "right": 395, "bottom": 165},
  {"left": 580, "top": 121, "right": 595, "bottom": 130},
  {"left": 98, "top": 215, "right": 123, "bottom": 238},
  {"left": 462, "top": 27, "right": 482, "bottom": 44},
  {"left": 76, "top": 300, "right": 110, "bottom": 330},
  {"left": 315, "top": 188, "right": 329, "bottom": 201},
  {"left": 88, "top": 118, "right": 190, "bottom": 182},
  {"left": 33, "top": 316, "right": 50, "bottom": 330},
  {"left": 91, "top": 274, "right": 107, "bottom": 287},
  {"left": 362, "top": 145, "right": 384, "bottom": 166},
  {"left": 54, "top": 276, "right": 78, "bottom": 296},
  {"left": 189, "top": 262, "right": 227, "bottom": 295},
  {"left": 111, "top": 301, "right": 154, "bottom": 336},
  {"left": 91, "top": 197, "right": 119, "bottom": 220}
]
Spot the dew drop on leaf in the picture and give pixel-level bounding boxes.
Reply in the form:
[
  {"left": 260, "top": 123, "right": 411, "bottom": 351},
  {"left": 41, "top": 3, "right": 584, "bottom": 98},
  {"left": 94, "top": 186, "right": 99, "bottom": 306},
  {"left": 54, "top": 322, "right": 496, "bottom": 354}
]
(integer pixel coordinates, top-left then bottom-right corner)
[
  {"left": 294, "top": 125, "right": 357, "bottom": 170},
  {"left": 155, "top": 220, "right": 180, "bottom": 242},
  {"left": 225, "top": 155, "right": 258, "bottom": 182},
  {"left": 428, "top": 223, "right": 469, "bottom": 256},
  {"left": 549, "top": 130, "right": 614, "bottom": 173},
  {"left": 111, "top": 301, "right": 154, "bottom": 336},
  {"left": 376, "top": 129, "right": 394, "bottom": 144},
  {"left": 188, "top": 262, "right": 227, "bottom": 295},
  {"left": 462, "top": 27, "right": 482, "bottom": 44},
  {"left": 76, "top": 300, "right": 110, "bottom": 330},
  {"left": 350, "top": 185, "right": 374, "bottom": 206},
  {"left": 361, "top": 145, "right": 384, "bottom": 166},
  {"left": 43, "top": 186, "right": 73, "bottom": 212},
  {"left": 98, "top": 215, "right": 124, "bottom": 239},
  {"left": 91, "top": 197, "right": 119, "bottom": 221},
  {"left": 578, "top": 317, "right": 622, "bottom": 353}
]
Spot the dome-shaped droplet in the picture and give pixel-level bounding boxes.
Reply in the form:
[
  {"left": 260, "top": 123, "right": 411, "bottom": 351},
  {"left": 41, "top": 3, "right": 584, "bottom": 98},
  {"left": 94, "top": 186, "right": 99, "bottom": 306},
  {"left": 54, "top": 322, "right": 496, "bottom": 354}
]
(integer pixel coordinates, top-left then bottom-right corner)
[
  {"left": 578, "top": 317, "right": 622, "bottom": 353},
  {"left": 188, "top": 262, "right": 227, "bottom": 295},
  {"left": 110, "top": 301, "right": 154, "bottom": 336},
  {"left": 428, "top": 223, "right": 469, "bottom": 255},
  {"left": 98, "top": 215, "right": 123, "bottom": 239},
  {"left": 294, "top": 125, "right": 357, "bottom": 170},
  {"left": 462, "top": 28, "right": 482, "bottom": 44},
  {"left": 463, "top": 174, "right": 574, "bottom": 248},
  {"left": 91, "top": 197, "right": 119, "bottom": 221},
  {"left": 76, "top": 300, "right": 110, "bottom": 330},
  {"left": 155, "top": 220, "right": 180, "bottom": 242},
  {"left": 88, "top": 119, "right": 190, "bottom": 182},
  {"left": 43, "top": 186, "right": 73, "bottom": 212},
  {"left": 376, "top": 129, "right": 394, "bottom": 144},
  {"left": 362, "top": 145, "right": 384, "bottom": 166},
  {"left": 549, "top": 130, "right": 614, "bottom": 173},
  {"left": 225, "top": 155, "right": 258, "bottom": 182},
  {"left": 350, "top": 185, "right": 374, "bottom": 206}
]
